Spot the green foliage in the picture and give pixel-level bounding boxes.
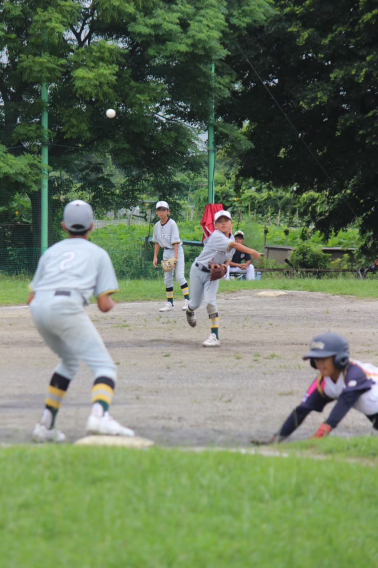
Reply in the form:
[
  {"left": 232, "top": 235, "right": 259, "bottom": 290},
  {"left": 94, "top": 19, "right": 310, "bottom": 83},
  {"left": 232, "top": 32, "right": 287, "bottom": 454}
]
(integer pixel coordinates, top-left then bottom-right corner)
[
  {"left": 329, "top": 254, "right": 351, "bottom": 270},
  {"left": 290, "top": 242, "right": 330, "bottom": 270},
  {"left": 222, "top": 0, "right": 378, "bottom": 252}
]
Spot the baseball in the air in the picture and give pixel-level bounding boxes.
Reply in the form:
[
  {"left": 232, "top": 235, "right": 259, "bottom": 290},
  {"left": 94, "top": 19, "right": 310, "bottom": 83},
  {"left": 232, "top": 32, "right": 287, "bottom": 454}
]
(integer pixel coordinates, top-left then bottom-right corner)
[{"left": 106, "top": 109, "right": 116, "bottom": 119}]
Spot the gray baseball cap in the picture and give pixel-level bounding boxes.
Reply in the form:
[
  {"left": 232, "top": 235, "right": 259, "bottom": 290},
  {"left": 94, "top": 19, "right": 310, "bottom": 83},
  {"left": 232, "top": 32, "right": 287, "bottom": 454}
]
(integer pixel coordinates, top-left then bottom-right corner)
[
  {"left": 63, "top": 200, "right": 94, "bottom": 233},
  {"left": 234, "top": 230, "right": 244, "bottom": 238}
]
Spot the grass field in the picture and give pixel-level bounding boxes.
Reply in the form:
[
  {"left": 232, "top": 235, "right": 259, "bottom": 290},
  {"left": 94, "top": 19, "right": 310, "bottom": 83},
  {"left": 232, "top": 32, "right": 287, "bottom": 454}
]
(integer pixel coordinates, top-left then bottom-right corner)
[
  {"left": 1, "top": 441, "right": 378, "bottom": 568},
  {"left": 1, "top": 274, "right": 378, "bottom": 305}
]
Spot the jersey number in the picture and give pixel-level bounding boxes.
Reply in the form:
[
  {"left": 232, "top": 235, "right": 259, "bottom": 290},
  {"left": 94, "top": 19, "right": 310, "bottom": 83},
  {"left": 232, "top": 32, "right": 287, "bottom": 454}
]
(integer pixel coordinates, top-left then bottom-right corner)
[{"left": 59, "top": 252, "right": 76, "bottom": 270}]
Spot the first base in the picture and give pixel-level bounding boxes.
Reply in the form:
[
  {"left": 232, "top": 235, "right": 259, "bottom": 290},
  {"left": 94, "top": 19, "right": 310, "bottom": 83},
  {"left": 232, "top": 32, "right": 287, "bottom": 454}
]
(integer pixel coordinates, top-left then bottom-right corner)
[
  {"left": 256, "top": 291, "right": 287, "bottom": 297},
  {"left": 74, "top": 435, "right": 154, "bottom": 448}
]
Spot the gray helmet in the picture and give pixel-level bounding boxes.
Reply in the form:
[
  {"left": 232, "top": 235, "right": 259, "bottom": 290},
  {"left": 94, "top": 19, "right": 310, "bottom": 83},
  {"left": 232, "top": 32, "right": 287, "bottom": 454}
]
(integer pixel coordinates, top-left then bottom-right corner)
[{"left": 303, "top": 332, "right": 349, "bottom": 370}]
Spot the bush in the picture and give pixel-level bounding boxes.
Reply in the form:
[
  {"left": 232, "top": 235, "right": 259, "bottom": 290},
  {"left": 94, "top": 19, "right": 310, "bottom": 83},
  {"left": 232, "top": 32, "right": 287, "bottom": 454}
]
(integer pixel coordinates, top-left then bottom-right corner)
[{"left": 290, "top": 242, "right": 330, "bottom": 269}]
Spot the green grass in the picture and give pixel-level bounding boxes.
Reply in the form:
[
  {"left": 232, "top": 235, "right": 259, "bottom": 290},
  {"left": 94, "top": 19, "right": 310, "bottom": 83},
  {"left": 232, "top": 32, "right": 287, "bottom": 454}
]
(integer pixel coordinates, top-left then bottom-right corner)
[
  {"left": 2, "top": 274, "right": 378, "bottom": 306},
  {"left": 277, "top": 435, "right": 378, "bottom": 460},
  {"left": 1, "top": 444, "right": 378, "bottom": 568}
]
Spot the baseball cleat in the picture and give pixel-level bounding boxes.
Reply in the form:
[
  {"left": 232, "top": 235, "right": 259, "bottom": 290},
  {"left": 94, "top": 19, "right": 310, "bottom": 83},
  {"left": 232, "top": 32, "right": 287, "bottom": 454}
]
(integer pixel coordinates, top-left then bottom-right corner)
[
  {"left": 32, "top": 423, "right": 66, "bottom": 443},
  {"left": 202, "top": 333, "right": 220, "bottom": 347},
  {"left": 186, "top": 309, "right": 197, "bottom": 327},
  {"left": 182, "top": 299, "right": 190, "bottom": 311},
  {"left": 159, "top": 303, "right": 174, "bottom": 312},
  {"left": 86, "top": 412, "right": 135, "bottom": 437}
]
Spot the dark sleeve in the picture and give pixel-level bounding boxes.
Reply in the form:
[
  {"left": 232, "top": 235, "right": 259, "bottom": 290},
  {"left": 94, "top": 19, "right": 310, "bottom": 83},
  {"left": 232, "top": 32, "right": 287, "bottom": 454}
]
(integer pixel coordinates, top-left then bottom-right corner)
[
  {"left": 244, "top": 253, "right": 252, "bottom": 261},
  {"left": 325, "top": 364, "right": 374, "bottom": 429},
  {"left": 277, "top": 382, "right": 332, "bottom": 438}
]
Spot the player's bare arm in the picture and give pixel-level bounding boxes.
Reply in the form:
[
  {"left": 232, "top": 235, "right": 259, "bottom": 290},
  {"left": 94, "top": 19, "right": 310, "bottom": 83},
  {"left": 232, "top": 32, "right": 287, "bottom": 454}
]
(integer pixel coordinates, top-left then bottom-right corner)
[
  {"left": 231, "top": 241, "right": 261, "bottom": 260},
  {"left": 153, "top": 243, "right": 160, "bottom": 267},
  {"left": 27, "top": 292, "right": 34, "bottom": 305},
  {"left": 173, "top": 242, "right": 179, "bottom": 260},
  {"left": 97, "top": 293, "right": 115, "bottom": 313}
]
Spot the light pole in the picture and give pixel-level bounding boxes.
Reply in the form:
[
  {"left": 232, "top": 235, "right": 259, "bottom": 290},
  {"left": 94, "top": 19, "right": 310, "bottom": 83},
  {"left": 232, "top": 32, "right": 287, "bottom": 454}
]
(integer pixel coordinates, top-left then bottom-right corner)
[{"left": 208, "top": 62, "right": 215, "bottom": 204}]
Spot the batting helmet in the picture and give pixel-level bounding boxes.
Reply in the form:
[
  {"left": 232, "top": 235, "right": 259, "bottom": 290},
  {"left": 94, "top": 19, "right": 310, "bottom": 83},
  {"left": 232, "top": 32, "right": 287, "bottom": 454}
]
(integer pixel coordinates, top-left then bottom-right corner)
[{"left": 303, "top": 332, "right": 350, "bottom": 370}]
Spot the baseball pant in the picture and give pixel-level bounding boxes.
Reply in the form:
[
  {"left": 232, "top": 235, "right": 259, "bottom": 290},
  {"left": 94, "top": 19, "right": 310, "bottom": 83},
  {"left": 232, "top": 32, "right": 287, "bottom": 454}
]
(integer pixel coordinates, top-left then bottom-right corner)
[
  {"left": 225, "top": 264, "right": 255, "bottom": 280},
  {"left": 188, "top": 263, "right": 219, "bottom": 315},
  {"left": 163, "top": 246, "right": 186, "bottom": 287},
  {"left": 31, "top": 292, "right": 117, "bottom": 382}
]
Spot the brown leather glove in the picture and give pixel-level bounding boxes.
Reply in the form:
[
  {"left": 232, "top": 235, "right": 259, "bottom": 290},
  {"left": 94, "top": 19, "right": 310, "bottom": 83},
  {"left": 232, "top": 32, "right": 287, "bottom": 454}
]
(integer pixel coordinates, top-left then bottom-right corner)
[{"left": 209, "top": 263, "right": 227, "bottom": 281}]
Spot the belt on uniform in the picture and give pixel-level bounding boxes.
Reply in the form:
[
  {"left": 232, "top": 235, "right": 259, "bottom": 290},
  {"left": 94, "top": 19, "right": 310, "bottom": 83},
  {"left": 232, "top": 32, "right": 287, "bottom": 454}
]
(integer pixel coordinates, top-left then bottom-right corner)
[
  {"left": 164, "top": 247, "right": 173, "bottom": 250},
  {"left": 195, "top": 262, "right": 210, "bottom": 273},
  {"left": 55, "top": 290, "right": 71, "bottom": 296}
]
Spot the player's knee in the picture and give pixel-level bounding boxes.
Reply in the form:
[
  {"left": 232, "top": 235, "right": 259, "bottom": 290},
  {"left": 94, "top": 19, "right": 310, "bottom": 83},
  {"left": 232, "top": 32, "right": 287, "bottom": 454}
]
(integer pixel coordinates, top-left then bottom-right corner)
[
  {"left": 206, "top": 303, "right": 217, "bottom": 316},
  {"left": 56, "top": 361, "right": 79, "bottom": 380},
  {"left": 95, "top": 363, "right": 117, "bottom": 383}
]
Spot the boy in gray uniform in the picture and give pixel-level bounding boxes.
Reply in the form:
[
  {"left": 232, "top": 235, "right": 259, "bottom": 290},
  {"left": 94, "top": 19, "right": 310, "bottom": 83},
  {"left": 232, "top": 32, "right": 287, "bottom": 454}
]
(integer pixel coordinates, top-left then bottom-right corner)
[
  {"left": 28, "top": 200, "right": 135, "bottom": 442},
  {"left": 186, "top": 210, "right": 261, "bottom": 347},
  {"left": 152, "top": 201, "right": 190, "bottom": 312}
]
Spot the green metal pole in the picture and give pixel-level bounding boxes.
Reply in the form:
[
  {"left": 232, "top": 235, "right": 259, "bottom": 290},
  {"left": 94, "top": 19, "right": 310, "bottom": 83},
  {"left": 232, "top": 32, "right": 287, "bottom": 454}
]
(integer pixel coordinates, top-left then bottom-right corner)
[
  {"left": 208, "top": 62, "right": 215, "bottom": 204},
  {"left": 41, "top": 83, "right": 49, "bottom": 253}
]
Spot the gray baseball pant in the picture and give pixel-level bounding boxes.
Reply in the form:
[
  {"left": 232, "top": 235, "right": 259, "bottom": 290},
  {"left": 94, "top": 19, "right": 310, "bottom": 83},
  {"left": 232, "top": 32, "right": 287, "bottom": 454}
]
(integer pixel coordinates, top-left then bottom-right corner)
[
  {"left": 225, "top": 264, "right": 255, "bottom": 280},
  {"left": 163, "top": 246, "right": 186, "bottom": 287},
  {"left": 188, "top": 263, "right": 219, "bottom": 316},
  {"left": 30, "top": 291, "right": 117, "bottom": 382}
]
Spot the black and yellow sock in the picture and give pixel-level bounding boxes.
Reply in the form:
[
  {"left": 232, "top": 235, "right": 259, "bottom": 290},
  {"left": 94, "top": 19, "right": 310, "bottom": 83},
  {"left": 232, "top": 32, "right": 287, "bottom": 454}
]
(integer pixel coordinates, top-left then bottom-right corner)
[
  {"left": 209, "top": 313, "right": 219, "bottom": 340},
  {"left": 91, "top": 377, "right": 115, "bottom": 413},
  {"left": 181, "top": 282, "right": 190, "bottom": 300},
  {"left": 166, "top": 286, "right": 174, "bottom": 306},
  {"left": 45, "top": 373, "right": 70, "bottom": 428}
]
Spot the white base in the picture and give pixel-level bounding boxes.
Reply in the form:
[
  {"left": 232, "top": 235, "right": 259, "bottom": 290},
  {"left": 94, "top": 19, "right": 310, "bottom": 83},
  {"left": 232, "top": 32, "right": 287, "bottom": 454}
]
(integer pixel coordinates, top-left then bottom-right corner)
[{"left": 74, "top": 435, "right": 154, "bottom": 448}]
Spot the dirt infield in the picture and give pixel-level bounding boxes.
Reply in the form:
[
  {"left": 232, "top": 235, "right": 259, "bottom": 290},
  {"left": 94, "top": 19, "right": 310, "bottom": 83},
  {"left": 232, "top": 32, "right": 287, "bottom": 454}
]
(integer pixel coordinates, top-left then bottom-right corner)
[{"left": 1, "top": 289, "right": 377, "bottom": 446}]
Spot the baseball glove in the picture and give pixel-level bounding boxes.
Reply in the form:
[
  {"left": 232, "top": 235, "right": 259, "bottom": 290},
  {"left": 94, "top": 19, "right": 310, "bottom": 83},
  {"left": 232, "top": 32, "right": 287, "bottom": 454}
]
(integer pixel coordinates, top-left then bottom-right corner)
[
  {"left": 161, "top": 257, "right": 177, "bottom": 272},
  {"left": 210, "top": 263, "right": 227, "bottom": 281}
]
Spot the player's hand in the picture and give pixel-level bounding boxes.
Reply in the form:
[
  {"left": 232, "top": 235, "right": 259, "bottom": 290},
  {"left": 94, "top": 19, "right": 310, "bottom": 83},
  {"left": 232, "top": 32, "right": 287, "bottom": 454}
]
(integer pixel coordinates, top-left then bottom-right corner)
[
  {"left": 311, "top": 423, "right": 332, "bottom": 439},
  {"left": 153, "top": 257, "right": 158, "bottom": 268}
]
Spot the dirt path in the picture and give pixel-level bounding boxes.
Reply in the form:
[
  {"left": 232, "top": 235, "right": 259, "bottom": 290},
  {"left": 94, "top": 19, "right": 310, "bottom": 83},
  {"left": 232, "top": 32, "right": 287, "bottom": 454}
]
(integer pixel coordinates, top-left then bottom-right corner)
[{"left": 1, "top": 289, "right": 377, "bottom": 446}]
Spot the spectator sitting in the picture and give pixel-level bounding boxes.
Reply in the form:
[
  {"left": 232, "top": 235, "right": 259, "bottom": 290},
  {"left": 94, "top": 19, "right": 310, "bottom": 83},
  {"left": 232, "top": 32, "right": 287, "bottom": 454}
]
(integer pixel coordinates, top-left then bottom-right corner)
[{"left": 225, "top": 231, "right": 255, "bottom": 281}]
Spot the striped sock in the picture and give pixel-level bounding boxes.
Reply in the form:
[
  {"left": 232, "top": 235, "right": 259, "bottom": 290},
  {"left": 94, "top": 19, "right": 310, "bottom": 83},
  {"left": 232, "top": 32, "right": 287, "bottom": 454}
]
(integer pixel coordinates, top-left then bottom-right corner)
[
  {"left": 209, "top": 313, "right": 219, "bottom": 339},
  {"left": 181, "top": 282, "right": 190, "bottom": 300},
  {"left": 166, "top": 286, "right": 174, "bottom": 306},
  {"left": 44, "top": 373, "right": 70, "bottom": 428},
  {"left": 91, "top": 377, "right": 115, "bottom": 414}
]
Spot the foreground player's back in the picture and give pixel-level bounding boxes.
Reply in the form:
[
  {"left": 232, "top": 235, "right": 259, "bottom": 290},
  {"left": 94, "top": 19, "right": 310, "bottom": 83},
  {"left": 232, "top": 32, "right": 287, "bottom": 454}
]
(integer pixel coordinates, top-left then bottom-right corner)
[{"left": 31, "top": 239, "right": 117, "bottom": 304}]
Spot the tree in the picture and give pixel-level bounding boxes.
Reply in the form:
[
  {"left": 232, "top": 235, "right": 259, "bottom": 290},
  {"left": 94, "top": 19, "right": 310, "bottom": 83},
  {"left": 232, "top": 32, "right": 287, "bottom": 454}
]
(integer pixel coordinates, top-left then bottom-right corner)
[
  {"left": 0, "top": 0, "right": 272, "bottom": 249},
  {"left": 219, "top": 0, "right": 378, "bottom": 251}
]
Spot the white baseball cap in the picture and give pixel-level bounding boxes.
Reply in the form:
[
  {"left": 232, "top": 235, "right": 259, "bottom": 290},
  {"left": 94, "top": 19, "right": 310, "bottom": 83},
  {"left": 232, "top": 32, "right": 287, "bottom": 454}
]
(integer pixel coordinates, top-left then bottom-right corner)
[
  {"left": 156, "top": 201, "right": 169, "bottom": 210},
  {"left": 234, "top": 230, "right": 244, "bottom": 238},
  {"left": 214, "top": 210, "right": 232, "bottom": 222},
  {"left": 63, "top": 200, "right": 94, "bottom": 233}
]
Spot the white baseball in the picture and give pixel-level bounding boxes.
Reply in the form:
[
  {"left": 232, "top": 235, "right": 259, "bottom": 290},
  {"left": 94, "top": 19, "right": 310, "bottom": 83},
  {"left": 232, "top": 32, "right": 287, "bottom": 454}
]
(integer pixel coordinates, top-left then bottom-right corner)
[{"left": 106, "top": 109, "right": 116, "bottom": 119}]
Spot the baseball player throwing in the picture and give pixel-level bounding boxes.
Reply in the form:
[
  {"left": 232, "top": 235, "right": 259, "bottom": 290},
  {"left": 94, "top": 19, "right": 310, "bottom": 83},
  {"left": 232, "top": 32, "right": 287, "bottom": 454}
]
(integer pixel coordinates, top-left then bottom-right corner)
[
  {"left": 28, "top": 200, "right": 135, "bottom": 443},
  {"left": 186, "top": 210, "right": 261, "bottom": 347},
  {"left": 152, "top": 201, "right": 190, "bottom": 312},
  {"left": 269, "top": 332, "right": 378, "bottom": 442}
]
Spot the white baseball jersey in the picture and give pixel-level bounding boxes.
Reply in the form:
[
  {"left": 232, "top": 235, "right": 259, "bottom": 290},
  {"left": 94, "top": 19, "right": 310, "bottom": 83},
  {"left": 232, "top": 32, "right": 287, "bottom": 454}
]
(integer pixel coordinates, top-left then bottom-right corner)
[
  {"left": 30, "top": 239, "right": 119, "bottom": 305},
  {"left": 195, "top": 230, "right": 235, "bottom": 267},
  {"left": 152, "top": 218, "right": 182, "bottom": 248}
]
